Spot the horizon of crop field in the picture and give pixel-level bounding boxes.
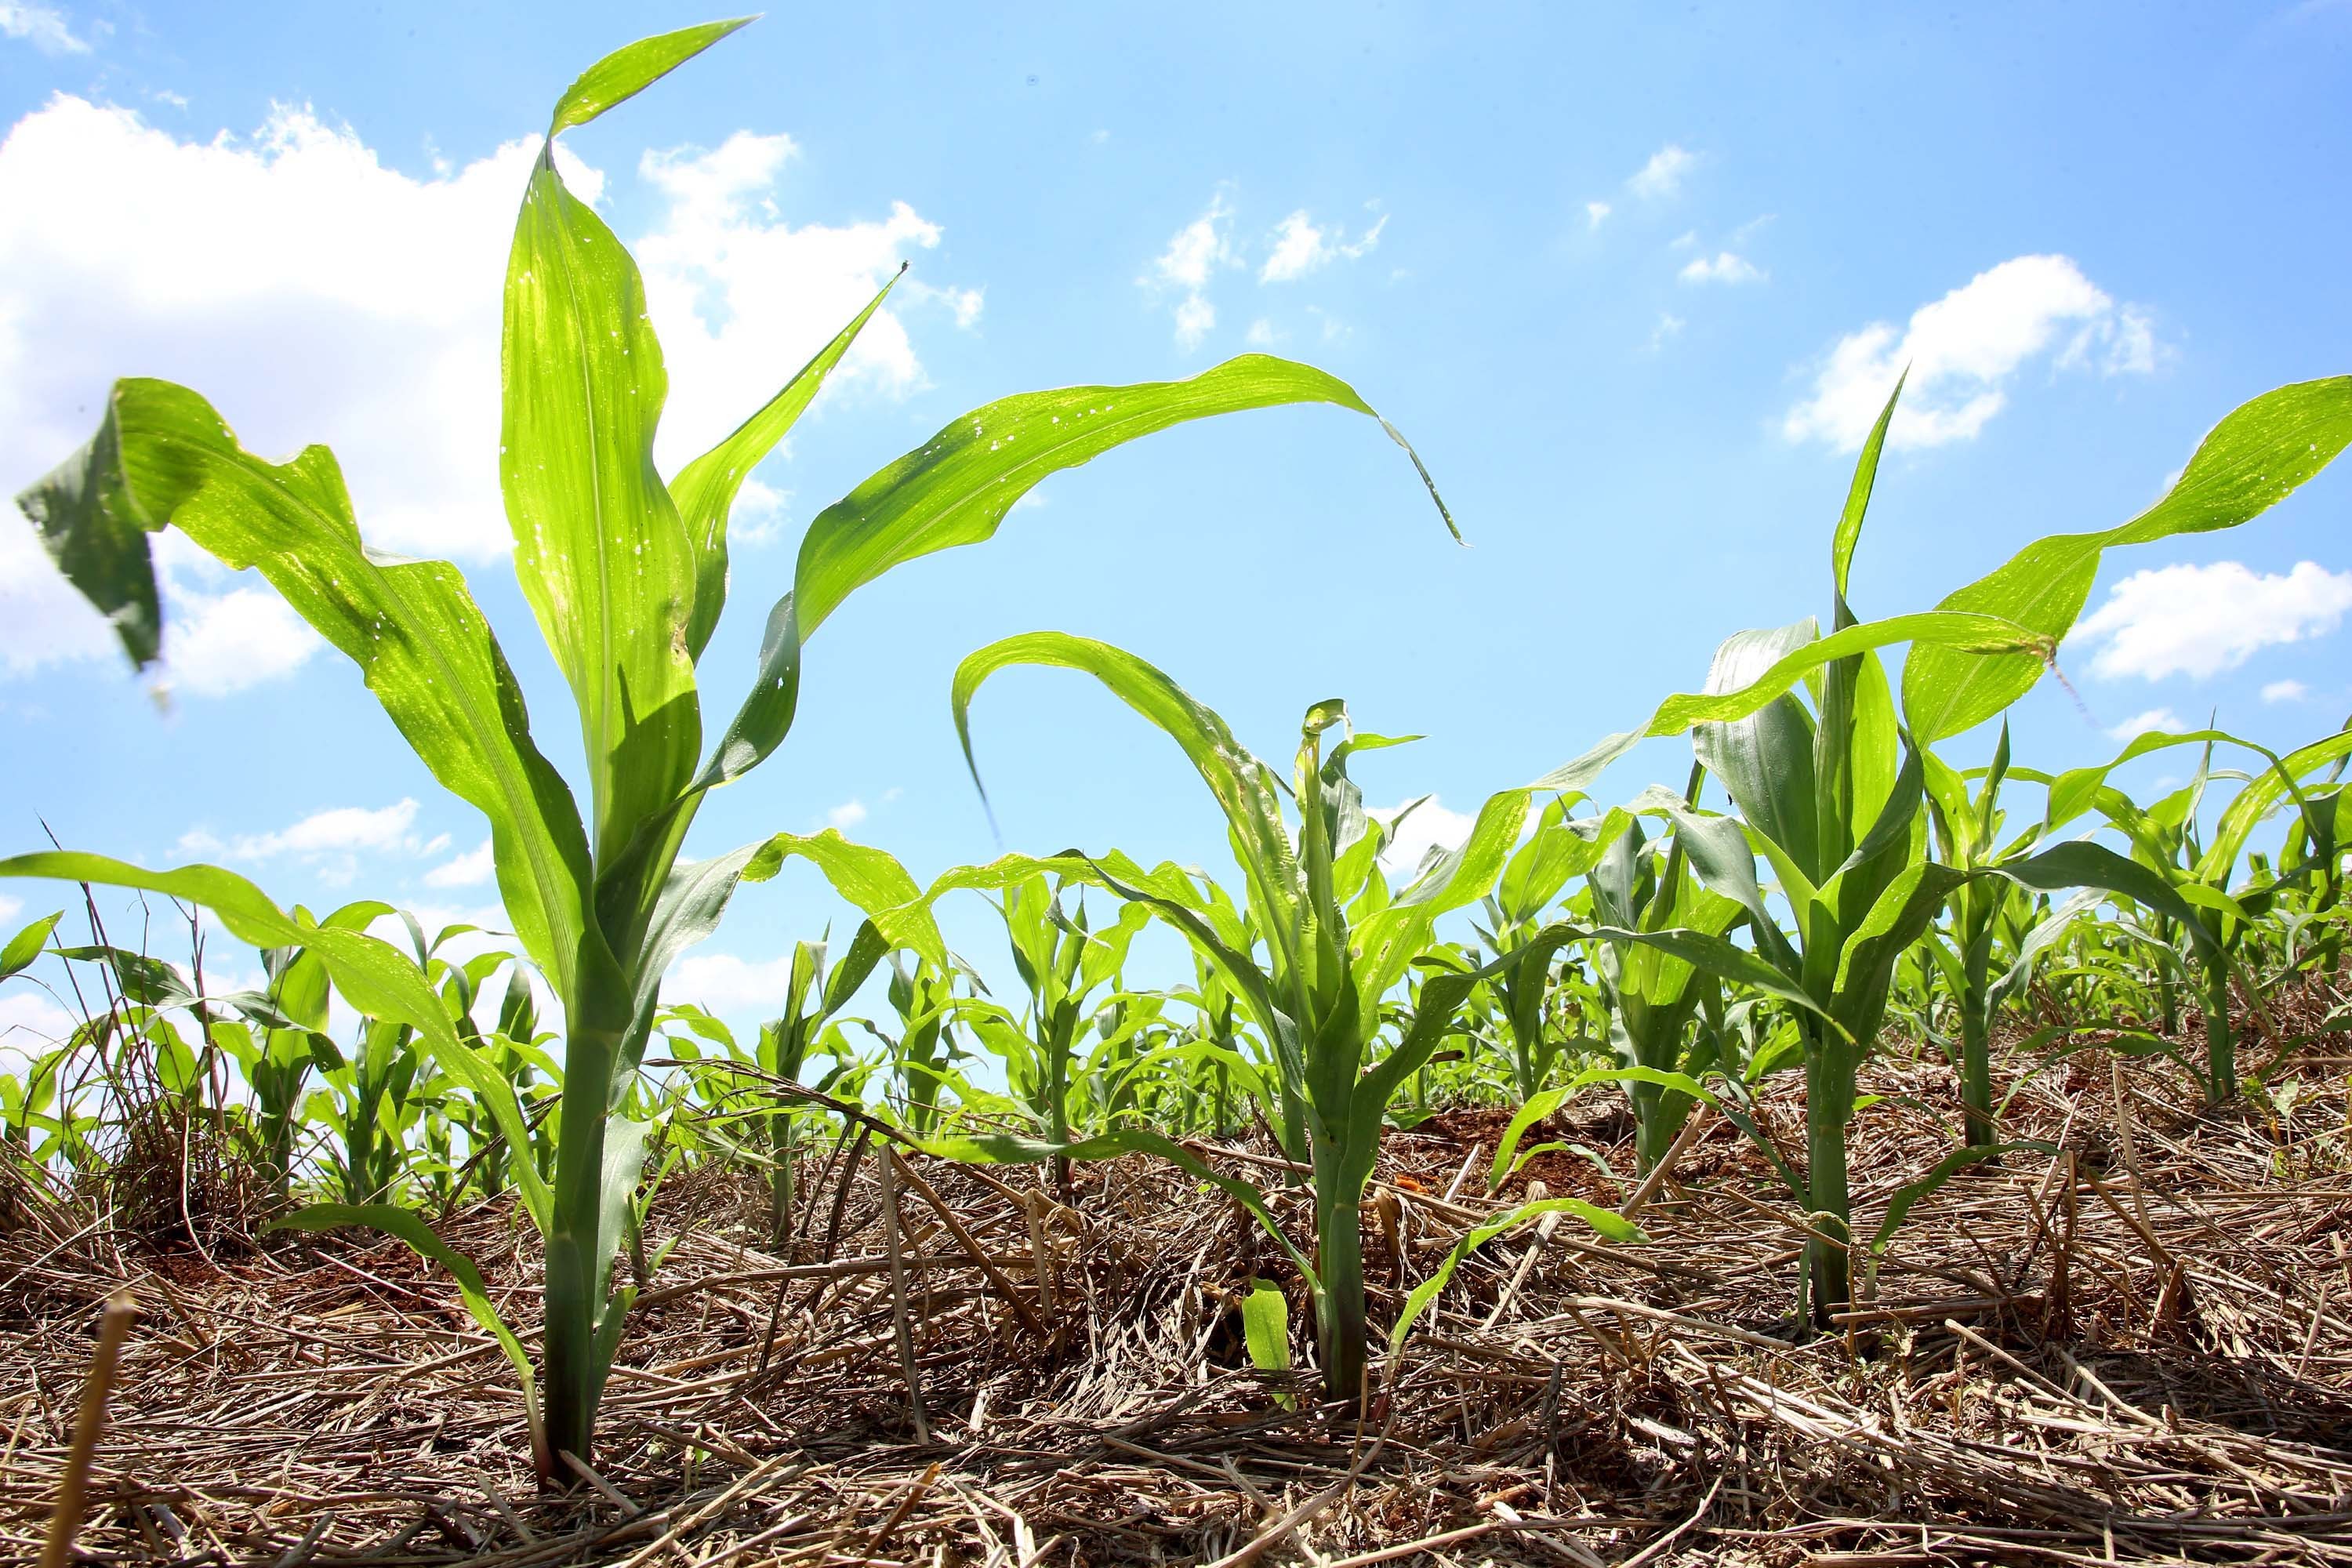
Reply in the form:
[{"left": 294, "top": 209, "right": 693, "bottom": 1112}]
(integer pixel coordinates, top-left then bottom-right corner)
[{"left": 2, "top": 1, "right": 2348, "bottom": 1043}]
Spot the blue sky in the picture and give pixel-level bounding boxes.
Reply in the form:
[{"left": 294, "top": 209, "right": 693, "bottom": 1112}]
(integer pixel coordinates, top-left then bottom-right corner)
[{"left": 1, "top": 0, "right": 2347, "bottom": 1042}]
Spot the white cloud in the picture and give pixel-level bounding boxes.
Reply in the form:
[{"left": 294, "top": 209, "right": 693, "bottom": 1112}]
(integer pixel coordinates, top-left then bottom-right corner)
[
  {"left": 1173, "top": 293, "right": 1216, "bottom": 351},
  {"left": 0, "top": 3, "right": 88, "bottom": 54},
  {"left": 0, "top": 97, "right": 957, "bottom": 682},
  {"left": 1643, "top": 313, "right": 1685, "bottom": 354},
  {"left": 179, "top": 799, "right": 434, "bottom": 888},
  {"left": 2071, "top": 561, "right": 2352, "bottom": 681},
  {"left": 157, "top": 584, "right": 322, "bottom": 696},
  {"left": 1584, "top": 201, "right": 1611, "bottom": 230},
  {"left": 1370, "top": 796, "right": 1475, "bottom": 878},
  {"left": 1258, "top": 210, "right": 1386, "bottom": 284},
  {"left": 1781, "top": 256, "right": 2162, "bottom": 452},
  {"left": 2262, "top": 679, "right": 2309, "bottom": 704},
  {"left": 1244, "top": 318, "right": 1282, "bottom": 347},
  {"left": 424, "top": 837, "right": 495, "bottom": 888},
  {"left": 1144, "top": 193, "right": 1236, "bottom": 350},
  {"left": 666, "top": 950, "right": 804, "bottom": 1015},
  {"left": 2107, "top": 708, "right": 2183, "bottom": 740},
  {"left": 1627, "top": 144, "right": 1696, "bottom": 201},
  {"left": 0, "top": 991, "right": 78, "bottom": 1058},
  {"left": 826, "top": 798, "right": 869, "bottom": 830},
  {"left": 0, "top": 893, "right": 21, "bottom": 924},
  {"left": 1679, "top": 251, "right": 1763, "bottom": 285}
]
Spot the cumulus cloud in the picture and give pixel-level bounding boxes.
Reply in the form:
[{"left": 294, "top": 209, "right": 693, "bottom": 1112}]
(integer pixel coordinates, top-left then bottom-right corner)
[
  {"left": 0, "top": 96, "right": 960, "bottom": 684},
  {"left": 2262, "top": 679, "right": 2309, "bottom": 704},
  {"left": 826, "top": 798, "right": 869, "bottom": 830},
  {"left": 1627, "top": 144, "right": 1696, "bottom": 201},
  {"left": 666, "top": 950, "right": 807, "bottom": 1016},
  {"left": 0, "top": 3, "right": 88, "bottom": 55},
  {"left": 1258, "top": 210, "right": 1386, "bottom": 284},
  {"left": 1643, "top": 313, "right": 1686, "bottom": 354},
  {"left": 2070, "top": 561, "right": 2352, "bottom": 681},
  {"left": 1781, "top": 256, "right": 2162, "bottom": 452},
  {"left": 2106, "top": 708, "right": 2183, "bottom": 741},
  {"left": 1370, "top": 796, "right": 1475, "bottom": 879},
  {"left": 1143, "top": 192, "right": 1237, "bottom": 350},
  {"left": 179, "top": 798, "right": 445, "bottom": 887},
  {"left": 1244, "top": 318, "right": 1282, "bottom": 347},
  {"left": 1679, "top": 251, "right": 1764, "bottom": 285},
  {"left": 1584, "top": 200, "right": 1611, "bottom": 230},
  {"left": 424, "top": 837, "right": 496, "bottom": 888}
]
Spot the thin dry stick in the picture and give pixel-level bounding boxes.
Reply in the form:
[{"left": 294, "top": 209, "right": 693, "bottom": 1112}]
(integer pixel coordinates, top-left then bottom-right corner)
[
  {"left": 891, "top": 1152, "right": 1046, "bottom": 1336},
  {"left": 1484, "top": 1181, "right": 1562, "bottom": 1330},
  {"left": 40, "top": 1291, "right": 136, "bottom": 1568},
  {"left": 876, "top": 1142, "right": 931, "bottom": 1444},
  {"left": 1617, "top": 1106, "right": 1711, "bottom": 1221}
]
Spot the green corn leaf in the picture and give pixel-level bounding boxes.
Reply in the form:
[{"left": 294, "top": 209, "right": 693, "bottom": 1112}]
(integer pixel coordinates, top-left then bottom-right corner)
[
  {"left": 1389, "top": 1197, "right": 1646, "bottom": 1353},
  {"left": 593, "top": 1116, "right": 652, "bottom": 1324},
  {"left": 1241, "top": 1281, "right": 1293, "bottom": 1385},
  {"left": 2, "top": 912, "right": 62, "bottom": 982},
  {"left": 1902, "top": 376, "right": 2352, "bottom": 742},
  {"left": 1694, "top": 621, "right": 1823, "bottom": 881},
  {"left": 267, "top": 1203, "right": 547, "bottom": 1475},
  {"left": 1831, "top": 371, "right": 1905, "bottom": 604},
  {"left": 1998, "top": 840, "right": 2221, "bottom": 956},
  {"left": 14, "top": 379, "right": 597, "bottom": 1004},
  {"left": 1869, "top": 1142, "right": 2057, "bottom": 1254},
  {"left": 796, "top": 354, "right": 1454, "bottom": 642},
  {"left": 675, "top": 271, "right": 902, "bottom": 662},
  {"left": 547, "top": 16, "right": 756, "bottom": 136},
  {"left": 953, "top": 632, "right": 1302, "bottom": 952},
  {"left": 503, "top": 148, "right": 700, "bottom": 867}
]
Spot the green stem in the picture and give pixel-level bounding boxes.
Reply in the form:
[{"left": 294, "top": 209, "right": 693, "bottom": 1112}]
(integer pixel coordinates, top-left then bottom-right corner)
[
  {"left": 1312, "top": 1153, "right": 1367, "bottom": 1403},
  {"left": 1803, "top": 1042, "right": 1854, "bottom": 1328},
  {"left": 2200, "top": 956, "right": 2236, "bottom": 1105}
]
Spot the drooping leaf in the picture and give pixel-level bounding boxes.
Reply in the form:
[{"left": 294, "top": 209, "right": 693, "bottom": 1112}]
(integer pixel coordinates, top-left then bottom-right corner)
[
  {"left": 13, "top": 379, "right": 597, "bottom": 1003},
  {"left": 795, "top": 355, "right": 1455, "bottom": 641},
  {"left": 1902, "top": 376, "right": 2352, "bottom": 742}
]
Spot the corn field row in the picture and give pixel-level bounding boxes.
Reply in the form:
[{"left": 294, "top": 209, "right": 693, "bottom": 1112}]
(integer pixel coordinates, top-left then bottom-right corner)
[{"left": 2, "top": 20, "right": 2348, "bottom": 1545}]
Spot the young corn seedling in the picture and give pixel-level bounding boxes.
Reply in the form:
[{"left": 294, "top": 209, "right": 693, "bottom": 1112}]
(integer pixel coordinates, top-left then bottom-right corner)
[
  {"left": 1661, "top": 375, "right": 2351, "bottom": 1325},
  {"left": 4, "top": 18, "right": 1454, "bottom": 1477}
]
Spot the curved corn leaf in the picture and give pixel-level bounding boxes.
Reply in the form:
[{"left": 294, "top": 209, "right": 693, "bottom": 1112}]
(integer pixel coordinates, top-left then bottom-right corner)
[
  {"left": 1902, "top": 376, "right": 2352, "bottom": 742},
  {"left": 547, "top": 16, "right": 755, "bottom": 136},
  {"left": 267, "top": 1203, "right": 547, "bottom": 1475},
  {"left": 14, "top": 379, "right": 597, "bottom": 1001},
  {"left": 795, "top": 354, "right": 1454, "bottom": 641},
  {"left": 1868, "top": 1141, "right": 2057, "bottom": 1254},
  {"left": 1389, "top": 1197, "right": 1645, "bottom": 1353}
]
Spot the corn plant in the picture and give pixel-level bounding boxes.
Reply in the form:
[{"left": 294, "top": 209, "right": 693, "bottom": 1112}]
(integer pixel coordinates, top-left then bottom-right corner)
[
  {"left": 1663, "top": 376, "right": 2350, "bottom": 1324},
  {"left": 4, "top": 17, "right": 1455, "bottom": 1476}
]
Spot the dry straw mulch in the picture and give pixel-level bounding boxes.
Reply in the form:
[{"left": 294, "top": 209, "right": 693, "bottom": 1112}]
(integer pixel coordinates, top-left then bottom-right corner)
[{"left": 4, "top": 1027, "right": 2350, "bottom": 1566}]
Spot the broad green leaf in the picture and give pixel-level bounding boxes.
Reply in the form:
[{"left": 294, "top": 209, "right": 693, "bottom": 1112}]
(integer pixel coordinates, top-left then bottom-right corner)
[
  {"left": 15, "top": 380, "right": 596, "bottom": 1000},
  {"left": 674, "top": 272, "right": 902, "bottom": 662},
  {"left": 1902, "top": 376, "right": 2352, "bottom": 742},
  {"left": 503, "top": 151, "right": 700, "bottom": 867},
  {"left": 794, "top": 354, "right": 1454, "bottom": 641},
  {"left": 1694, "top": 621, "right": 1822, "bottom": 881},
  {"left": 1241, "top": 1281, "right": 1293, "bottom": 1376},
  {"left": 547, "top": 17, "right": 755, "bottom": 136}
]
